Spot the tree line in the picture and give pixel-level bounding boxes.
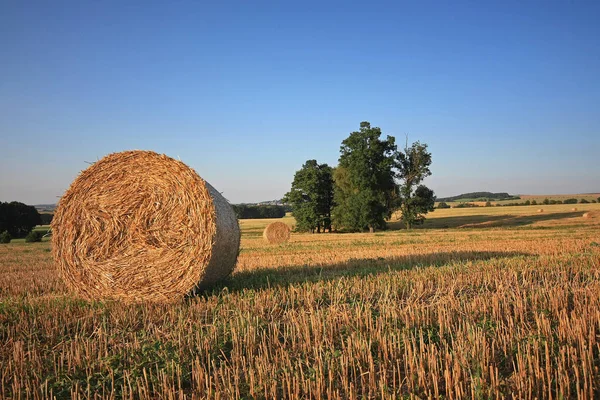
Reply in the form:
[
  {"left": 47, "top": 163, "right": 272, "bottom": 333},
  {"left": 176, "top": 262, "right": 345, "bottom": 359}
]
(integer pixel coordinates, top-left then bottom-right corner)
[
  {"left": 0, "top": 202, "right": 42, "bottom": 240},
  {"left": 283, "top": 121, "right": 435, "bottom": 232},
  {"left": 232, "top": 204, "right": 288, "bottom": 219}
]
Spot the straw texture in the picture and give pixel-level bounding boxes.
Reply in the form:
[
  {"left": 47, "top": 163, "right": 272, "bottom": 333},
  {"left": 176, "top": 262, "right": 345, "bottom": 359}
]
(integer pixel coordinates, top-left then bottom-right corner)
[
  {"left": 263, "top": 221, "right": 291, "bottom": 244},
  {"left": 51, "top": 150, "right": 240, "bottom": 302}
]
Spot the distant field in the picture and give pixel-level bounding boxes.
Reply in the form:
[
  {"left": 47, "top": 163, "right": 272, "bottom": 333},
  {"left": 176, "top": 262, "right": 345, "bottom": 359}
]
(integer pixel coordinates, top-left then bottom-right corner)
[
  {"left": 6, "top": 225, "right": 52, "bottom": 243},
  {"left": 518, "top": 193, "right": 600, "bottom": 202},
  {"left": 1, "top": 205, "right": 600, "bottom": 398},
  {"left": 439, "top": 193, "right": 600, "bottom": 207},
  {"left": 416, "top": 202, "right": 599, "bottom": 228}
]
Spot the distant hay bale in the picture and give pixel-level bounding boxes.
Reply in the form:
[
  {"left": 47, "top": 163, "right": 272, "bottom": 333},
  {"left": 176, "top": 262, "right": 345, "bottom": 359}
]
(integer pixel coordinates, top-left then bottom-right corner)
[
  {"left": 572, "top": 208, "right": 578, "bottom": 211},
  {"left": 537, "top": 209, "right": 544, "bottom": 213},
  {"left": 263, "top": 221, "right": 291, "bottom": 244},
  {"left": 51, "top": 150, "right": 240, "bottom": 302},
  {"left": 583, "top": 212, "right": 593, "bottom": 219}
]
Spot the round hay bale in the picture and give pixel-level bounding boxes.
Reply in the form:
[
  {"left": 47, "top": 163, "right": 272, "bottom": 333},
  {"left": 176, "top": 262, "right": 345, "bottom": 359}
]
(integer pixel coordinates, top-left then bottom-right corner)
[
  {"left": 537, "top": 209, "right": 544, "bottom": 213},
  {"left": 263, "top": 221, "right": 291, "bottom": 244},
  {"left": 583, "top": 212, "right": 590, "bottom": 219},
  {"left": 51, "top": 150, "right": 240, "bottom": 302},
  {"left": 572, "top": 207, "right": 578, "bottom": 211}
]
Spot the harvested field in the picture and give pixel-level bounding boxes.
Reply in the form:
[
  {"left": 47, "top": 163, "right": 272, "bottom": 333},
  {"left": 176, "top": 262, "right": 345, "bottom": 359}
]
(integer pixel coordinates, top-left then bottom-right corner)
[{"left": 1, "top": 204, "right": 600, "bottom": 399}]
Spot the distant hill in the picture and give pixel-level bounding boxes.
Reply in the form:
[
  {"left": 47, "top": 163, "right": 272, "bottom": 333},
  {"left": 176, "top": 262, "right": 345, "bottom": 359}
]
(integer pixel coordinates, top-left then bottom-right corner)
[
  {"left": 34, "top": 204, "right": 56, "bottom": 212},
  {"left": 437, "top": 192, "right": 520, "bottom": 202},
  {"left": 237, "top": 199, "right": 287, "bottom": 206}
]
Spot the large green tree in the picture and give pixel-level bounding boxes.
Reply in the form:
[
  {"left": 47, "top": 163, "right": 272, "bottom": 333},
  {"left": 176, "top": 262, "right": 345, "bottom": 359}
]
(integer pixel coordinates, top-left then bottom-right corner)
[
  {"left": 283, "top": 160, "right": 334, "bottom": 233},
  {"left": 395, "top": 141, "right": 435, "bottom": 229},
  {"left": 333, "top": 122, "right": 397, "bottom": 232}
]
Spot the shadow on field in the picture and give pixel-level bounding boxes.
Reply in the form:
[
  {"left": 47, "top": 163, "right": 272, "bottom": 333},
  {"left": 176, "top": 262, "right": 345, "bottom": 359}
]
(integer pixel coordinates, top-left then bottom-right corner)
[
  {"left": 196, "top": 250, "right": 531, "bottom": 296},
  {"left": 388, "top": 211, "right": 585, "bottom": 230}
]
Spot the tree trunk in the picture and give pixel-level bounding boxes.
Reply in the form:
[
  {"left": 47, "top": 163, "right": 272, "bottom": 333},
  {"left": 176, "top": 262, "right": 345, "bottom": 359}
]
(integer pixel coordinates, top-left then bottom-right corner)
[{"left": 369, "top": 226, "right": 374, "bottom": 233}]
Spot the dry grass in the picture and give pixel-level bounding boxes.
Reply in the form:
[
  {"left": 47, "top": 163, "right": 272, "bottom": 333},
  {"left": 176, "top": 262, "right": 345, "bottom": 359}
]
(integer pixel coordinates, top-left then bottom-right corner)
[
  {"left": 263, "top": 221, "right": 291, "bottom": 244},
  {"left": 2, "top": 204, "right": 600, "bottom": 399},
  {"left": 51, "top": 150, "right": 240, "bottom": 302}
]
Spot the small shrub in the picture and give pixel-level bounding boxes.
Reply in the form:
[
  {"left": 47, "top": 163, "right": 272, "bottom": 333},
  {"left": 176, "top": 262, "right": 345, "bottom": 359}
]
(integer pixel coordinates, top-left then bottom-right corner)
[
  {"left": 543, "top": 198, "right": 550, "bottom": 205},
  {"left": 25, "top": 230, "right": 43, "bottom": 243},
  {"left": 0, "top": 231, "right": 11, "bottom": 244},
  {"left": 564, "top": 198, "right": 578, "bottom": 204},
  {"left": 485, "top": 201, "right": 492, "bottom": 207},
  {"left": 437, "top": 202, "right": 450, "bottom": 209},
  {"left": 579, "top": 199, "right": 590, "bottom": 204},
  {"left": 531, "top": 200, "right": 537, "bottom": 205}
]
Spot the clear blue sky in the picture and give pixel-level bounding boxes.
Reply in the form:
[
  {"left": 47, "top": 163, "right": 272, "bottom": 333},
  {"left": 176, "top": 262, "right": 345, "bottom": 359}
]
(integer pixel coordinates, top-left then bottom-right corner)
[{"left": 1, "top": 1, "right": 599, "bottom": 204}]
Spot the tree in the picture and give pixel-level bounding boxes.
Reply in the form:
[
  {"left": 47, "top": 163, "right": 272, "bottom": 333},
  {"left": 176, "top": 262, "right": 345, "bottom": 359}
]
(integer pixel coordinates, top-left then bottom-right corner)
[
  {"left": 332, "top": 166, "right": 365, "bottom": 231},
  {"left": 399, "top": 185, "right": 436, "bottom": 227},
  {"left": 437, "top": 202, "right": 450, "bottom": 209},
  {"left": 395, "top": 140, "right": 435, "bottom": 229},
  {"left": 332, "top": 122, "right": 397, "bottom": 232},
  {"left": 0, "top": 202, "right": 42, "bottom": 238},
  {"left": 317, "top": 164, "right": 334, "bottom": 231},
  {"left": 40, "top": 213, "right": 54, "bottom": 225},
  {"left": 232, "top": 205, "right": 286, "bottom": 219},
  {"left": 283, "top": 160, "right": 334, "bottom": 233}
]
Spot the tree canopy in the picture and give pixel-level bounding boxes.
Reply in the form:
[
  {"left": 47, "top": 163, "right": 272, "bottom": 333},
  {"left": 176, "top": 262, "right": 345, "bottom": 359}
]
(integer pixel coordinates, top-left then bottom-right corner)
[
  {"left": 283, "top": 160, "right": 333, "bottom": 232},
  {"left": 0, "top": 202, "right": 42, "bottom": 238},
  {"left": 332, "top": 122, "right": 397, "bottom": 232},
  {"left": 395, "top": 141, "right": 435, "bottom": 229},
  {"left": 232, "top": 205, "right": 286, "bottom": 219},
  {"left": 284, "top": 122, "right": 435, "bottom": 232}
]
